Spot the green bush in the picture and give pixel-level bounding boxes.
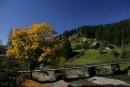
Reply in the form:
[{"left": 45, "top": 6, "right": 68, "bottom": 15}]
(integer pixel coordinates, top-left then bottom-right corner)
[
  {"left": 72, "top": 43, "right": 83, "bottom": 50},
  {"left": 111, "top": 50, "right": 119, "bottom": 57},
  {"left": 0, "top": 56, "right": 26, "bottom": 87}
]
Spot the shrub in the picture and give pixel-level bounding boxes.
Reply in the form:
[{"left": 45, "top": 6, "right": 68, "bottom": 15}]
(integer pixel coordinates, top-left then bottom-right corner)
[
  {"left": 120, "top": 48, "right": 130, "bottom": 59},
  {"left": 0, "top": 57, "right": 25, "bottom": 87},
  {"left": 111, "top": 50, "right": 119, "bottom": 57},
  {"left": 63, "top": 39, "right": 73, "bottom": 60}
]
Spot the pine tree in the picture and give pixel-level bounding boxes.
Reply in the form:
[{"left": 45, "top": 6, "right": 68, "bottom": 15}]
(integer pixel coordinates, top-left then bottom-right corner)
[{"left": 63, "top": 39, "right": 73, "bottom": 60}]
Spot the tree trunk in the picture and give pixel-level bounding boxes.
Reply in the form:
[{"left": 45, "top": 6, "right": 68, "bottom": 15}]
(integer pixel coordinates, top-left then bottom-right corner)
[{"left": 30, "top": 69, "right": 33, "bottom": 79}]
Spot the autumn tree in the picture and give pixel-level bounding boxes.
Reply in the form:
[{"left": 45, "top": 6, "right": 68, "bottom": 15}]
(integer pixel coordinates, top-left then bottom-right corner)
[{"left": 6, "top": 23, "right": 56, "bottom": 79}]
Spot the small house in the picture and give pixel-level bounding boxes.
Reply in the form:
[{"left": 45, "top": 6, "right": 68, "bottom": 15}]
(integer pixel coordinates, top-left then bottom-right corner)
[{"left": 89, "top": 42, "right": 100, "bottom": 49}]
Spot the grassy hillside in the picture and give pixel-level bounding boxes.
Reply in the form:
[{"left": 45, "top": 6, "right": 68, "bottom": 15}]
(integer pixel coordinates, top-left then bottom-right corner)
[{"left": 64, "top": 36, "right": 130, "bottom": 67}]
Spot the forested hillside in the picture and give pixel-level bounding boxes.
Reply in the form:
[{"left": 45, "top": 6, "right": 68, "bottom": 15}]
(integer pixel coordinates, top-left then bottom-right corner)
[{"left": 59, "top": 18, "right": 130, "bottom": 45}]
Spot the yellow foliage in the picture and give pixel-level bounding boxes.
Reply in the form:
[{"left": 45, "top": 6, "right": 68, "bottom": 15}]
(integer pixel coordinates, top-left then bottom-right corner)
[
  {"left": 39, "top": 47, "right": 55, "bottom": 62},
  {"left": 31, "top": 42, "right": 39, "bottom": 49},
  {"left": 6, "top": 22, "right": 56, "bottom": 63}
]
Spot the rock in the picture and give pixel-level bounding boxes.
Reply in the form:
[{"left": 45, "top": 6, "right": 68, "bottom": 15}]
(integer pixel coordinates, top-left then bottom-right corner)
[
  {"left": 32, "top": 71, "right": 55, "bottom": 81},
  {"left": 66, "top": 69, "right": 89, "bottom": 79},
  {"left": 128, "top": 70, "right": 130, "bottom": 76},
  {"left": 88, "top": 76, "right": 130, "bottom": 86},
  {"left": 49, "top": 80, "right": 68, "bottom": 87},
  {"left": 68, "top": 79, "right": 95, "bottom": 87}
]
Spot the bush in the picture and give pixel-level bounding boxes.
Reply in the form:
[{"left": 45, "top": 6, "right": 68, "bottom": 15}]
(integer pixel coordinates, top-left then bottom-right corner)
[
  {"left": 0, "top": 56, "right": 25, "bottom": 87},
  {"left": 63, "top": 39, "right": 73, "bottom": 60},
  {"left": 120, "top": 48, "right": 130, "bottom": 59},
  {"left": 98, "top": 47, "right": 106, "bottom": 54},
  {"left": 111, "top": 50, "right": 119, "bottom": 57},
  {"left": 72, "top": 43, "right": 83, "bottom": 50}
]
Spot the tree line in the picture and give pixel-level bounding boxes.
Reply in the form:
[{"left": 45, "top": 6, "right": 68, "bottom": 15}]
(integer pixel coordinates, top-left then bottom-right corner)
[{"left": 60, "top": 18, "right": 130, "bottom": 45}]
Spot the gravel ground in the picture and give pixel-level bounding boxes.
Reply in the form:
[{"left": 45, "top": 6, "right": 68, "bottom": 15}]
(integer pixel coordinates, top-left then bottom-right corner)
[{"left": 88, "top": 76, "right": 130, "bottom": 86}]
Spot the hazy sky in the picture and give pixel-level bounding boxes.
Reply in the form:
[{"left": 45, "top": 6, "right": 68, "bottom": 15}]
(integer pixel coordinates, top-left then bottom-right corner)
[{"left": 0, "top": 0, "right": 130, "bottom": 45}]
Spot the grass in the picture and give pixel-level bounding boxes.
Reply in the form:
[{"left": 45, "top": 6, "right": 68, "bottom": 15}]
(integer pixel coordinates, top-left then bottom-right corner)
[
  {"left": 120, "top": 63, "right": 130, "bottom": 69},
  {"left": 68, "top": 36, "right": 129, "bottom": 66},
  {"left": 67, "top": 48, "right": 124, "bottom": 66}
]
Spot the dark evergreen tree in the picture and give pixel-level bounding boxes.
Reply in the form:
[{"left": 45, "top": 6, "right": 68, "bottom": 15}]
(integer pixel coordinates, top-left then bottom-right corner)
[
  {"left": 62, "top": 30, "right": 70, "bottom": 40},
  {"left": 57, "top": 18, "right": 130, "bottom": 46},
  {"left": 63, "top": 39, "right": 73, "bottom": 60}
]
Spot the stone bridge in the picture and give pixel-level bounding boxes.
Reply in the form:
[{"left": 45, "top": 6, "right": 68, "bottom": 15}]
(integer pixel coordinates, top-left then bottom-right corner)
[{"left": 18, "top": 61, "right": 130, "bottom": 82}]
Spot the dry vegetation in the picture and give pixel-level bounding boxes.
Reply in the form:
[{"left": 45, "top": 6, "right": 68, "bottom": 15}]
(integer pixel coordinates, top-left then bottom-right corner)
[{"left": 22, "top": 80, "right": 49, "bottom": 87}]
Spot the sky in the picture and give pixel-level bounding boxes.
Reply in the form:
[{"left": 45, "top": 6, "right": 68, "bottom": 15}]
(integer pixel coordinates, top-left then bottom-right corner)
[{"left": 0, "top": 0, "right": 130, "bottom": 45}]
